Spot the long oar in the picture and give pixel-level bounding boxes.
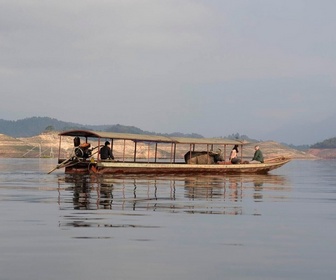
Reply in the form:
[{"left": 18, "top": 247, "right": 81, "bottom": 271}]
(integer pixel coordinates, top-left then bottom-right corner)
[{"left": 48, "top": 157, "right": 73, "bottom": 174}]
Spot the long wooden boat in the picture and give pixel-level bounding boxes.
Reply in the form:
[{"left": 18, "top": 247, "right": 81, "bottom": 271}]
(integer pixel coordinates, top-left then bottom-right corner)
[{"left": 50, "top": 130, "right": 290, "bottom": 175}]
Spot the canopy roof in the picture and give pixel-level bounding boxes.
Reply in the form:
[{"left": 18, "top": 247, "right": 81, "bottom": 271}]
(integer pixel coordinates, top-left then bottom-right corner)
[{"left": 59, "top": 130, "right": 246, "bottom": 145}]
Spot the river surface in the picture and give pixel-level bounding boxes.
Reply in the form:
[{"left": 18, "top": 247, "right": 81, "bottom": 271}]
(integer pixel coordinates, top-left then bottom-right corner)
[{"left": 0, "top": 158, "right": 335, "bottom": 280}]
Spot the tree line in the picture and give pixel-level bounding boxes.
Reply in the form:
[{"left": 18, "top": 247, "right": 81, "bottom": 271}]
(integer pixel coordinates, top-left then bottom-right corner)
[
  {"left": 310, "top": 138, "right": 336, "bottom": 149},
  {"left": 0, "top": 117, "right": 203, "bottom": 139},
  {"left": 1, "top": 117, "right": 335, "bottom": 148}
]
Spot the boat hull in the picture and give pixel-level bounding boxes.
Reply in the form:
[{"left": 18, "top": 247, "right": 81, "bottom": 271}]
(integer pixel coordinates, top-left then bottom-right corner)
[{"left": 63, "top": 159, "right": 291, "bottom": 175}]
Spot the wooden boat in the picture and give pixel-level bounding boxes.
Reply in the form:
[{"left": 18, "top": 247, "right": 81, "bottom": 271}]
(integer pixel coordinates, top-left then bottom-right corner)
[{"left": 49, "top": 130, "right": 290, "bottom": 175}]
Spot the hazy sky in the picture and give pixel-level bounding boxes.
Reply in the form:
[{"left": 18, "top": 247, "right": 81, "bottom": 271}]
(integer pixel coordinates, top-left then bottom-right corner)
[{"left": 1, "top": 0, "right": 335, "bottom": 144}]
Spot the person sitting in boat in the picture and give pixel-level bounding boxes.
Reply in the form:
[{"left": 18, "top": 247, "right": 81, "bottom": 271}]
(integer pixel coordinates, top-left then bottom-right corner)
[
  {"left": 250, "top": 145, "right": 264, "bottom": 163},
  {"left": 229, "top": 145, "right": 241, "bottom": 164},
  {"left": 100, "top": 141, "right": 114, "bottom": 160}
]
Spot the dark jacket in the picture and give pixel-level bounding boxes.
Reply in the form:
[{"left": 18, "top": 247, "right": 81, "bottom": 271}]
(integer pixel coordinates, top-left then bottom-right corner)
[
  {"left": 252, "top": 149, "right": 264, "bottom": 163},
  {"left": 100, "top": 145, "right": 114, "bottom": 160}
]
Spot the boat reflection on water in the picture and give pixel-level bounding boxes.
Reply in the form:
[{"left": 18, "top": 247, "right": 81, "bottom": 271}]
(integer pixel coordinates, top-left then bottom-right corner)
[
  {"left": 58, "top": 174, "right": 114, "bottom": 210},
  {"left": 57, "top": 173, "right": 290, "bottom": 215},
  {"left": 183, "top": 174, "right": 289, "bottom": 214}
]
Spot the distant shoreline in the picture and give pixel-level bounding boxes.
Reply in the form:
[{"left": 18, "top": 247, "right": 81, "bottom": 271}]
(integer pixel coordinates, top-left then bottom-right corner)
[{"left": 0, "top": 132, "right": 323, "bottom": 160}]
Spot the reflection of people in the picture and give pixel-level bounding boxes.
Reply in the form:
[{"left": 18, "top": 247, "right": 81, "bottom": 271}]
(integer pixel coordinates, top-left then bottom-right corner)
[
  {"left": 100, "top": 141, "right": 114, "bottom": 160},
  {"left": 229, "top": 145, "right": 241, "bottom": 164},
  {"left": 251, "top": 145, "right": 264, "bottom": 163}
]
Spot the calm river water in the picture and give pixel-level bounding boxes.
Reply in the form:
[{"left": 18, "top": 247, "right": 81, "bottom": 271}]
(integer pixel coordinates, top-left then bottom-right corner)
[{"left": 0, "top": 158, "right": 335, "bottom": 280}]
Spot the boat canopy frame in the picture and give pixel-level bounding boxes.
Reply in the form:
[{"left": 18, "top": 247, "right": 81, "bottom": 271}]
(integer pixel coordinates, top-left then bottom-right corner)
[{"left": 58, "top": 130, "right": 247, "bottom": 163}]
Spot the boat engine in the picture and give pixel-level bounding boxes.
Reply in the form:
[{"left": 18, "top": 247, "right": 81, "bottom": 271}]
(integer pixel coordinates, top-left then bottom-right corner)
[{"left": 74, "top": 143, "right": 91, "bottom": 159}]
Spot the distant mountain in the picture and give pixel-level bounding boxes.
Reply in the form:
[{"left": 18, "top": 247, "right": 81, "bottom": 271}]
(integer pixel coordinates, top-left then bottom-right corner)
[
  {"left": 310, "top": 137, "right": 336, "bottom": 148},
  {"left": 2, "top": 116, "right": 334, "bottom": 147},
  {"left": 0, "top": 117, "right": 204, "bottom": 139},
  {"left": 0, "top": 117, "right": 89, "bottom": 137}
]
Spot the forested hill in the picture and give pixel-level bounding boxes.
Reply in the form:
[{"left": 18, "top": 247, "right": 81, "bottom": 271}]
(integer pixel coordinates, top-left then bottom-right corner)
[
  {"left": 310, "top": 137, "right": 336, "bottom": 148},
  {"left": 2, "top": 117, "right": 335, "bottom": 148},
  {"left": 0, "top": 117, "right": 88, "bottom": 137},
  {"left": 0, "top": 117, "right": 203, "bottom": 138}
]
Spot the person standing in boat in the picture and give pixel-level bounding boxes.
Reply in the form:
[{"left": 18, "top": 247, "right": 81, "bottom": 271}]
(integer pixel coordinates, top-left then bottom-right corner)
[
  {"left": 229, "top": 145, "right": 241, "bottom": 164},
  {"left": 251, "top": 145, "right": 264, "bottom": 163},
  {"left": 100, "top": 141, "right": 114, "bottom": 160}
]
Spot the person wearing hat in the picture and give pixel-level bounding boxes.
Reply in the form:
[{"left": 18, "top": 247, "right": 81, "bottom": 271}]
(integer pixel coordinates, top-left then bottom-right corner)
[{"left": 99, "top": 141, "right": 114, "bottom": 160}]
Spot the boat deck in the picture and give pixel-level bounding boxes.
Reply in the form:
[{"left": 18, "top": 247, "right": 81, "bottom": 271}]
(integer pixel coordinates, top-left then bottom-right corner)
[{"left": 59, "top": 158, "right": 290, "bottom": 175}]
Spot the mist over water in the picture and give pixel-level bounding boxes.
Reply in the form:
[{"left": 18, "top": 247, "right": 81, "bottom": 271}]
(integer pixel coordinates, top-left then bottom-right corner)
[{"left": 0, "top": 159, "right": 335, "bottom": 280}]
